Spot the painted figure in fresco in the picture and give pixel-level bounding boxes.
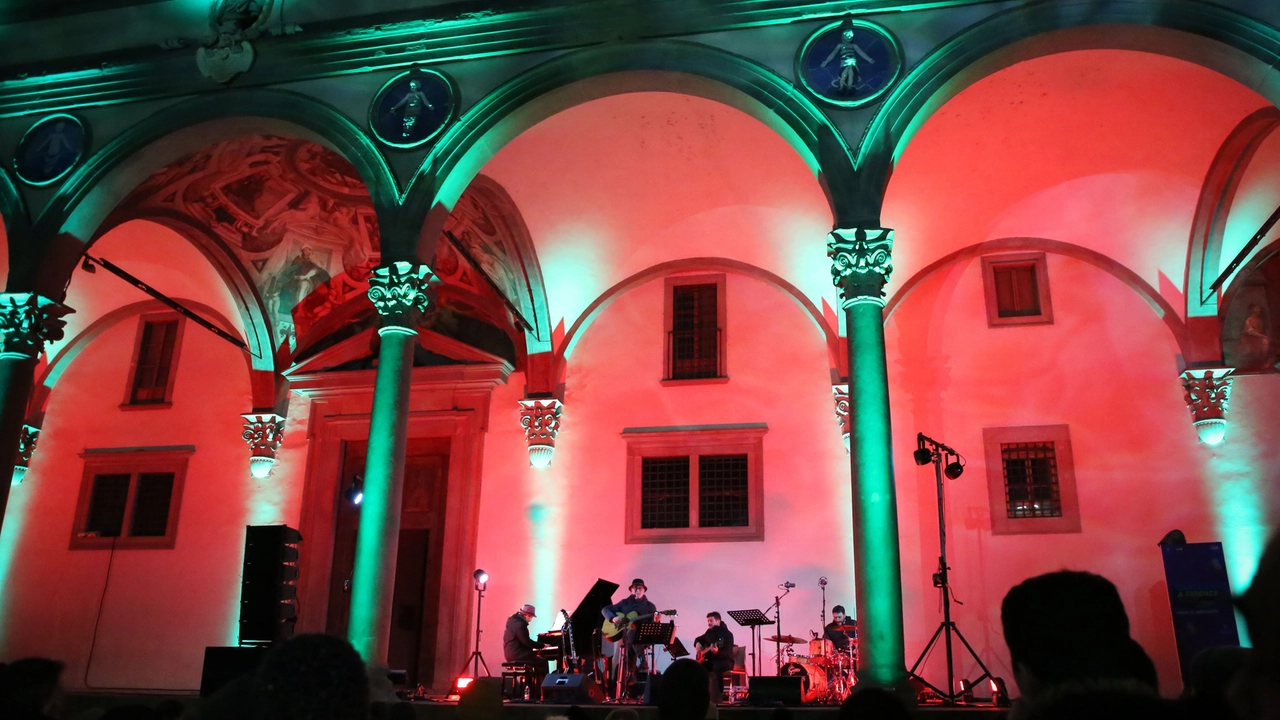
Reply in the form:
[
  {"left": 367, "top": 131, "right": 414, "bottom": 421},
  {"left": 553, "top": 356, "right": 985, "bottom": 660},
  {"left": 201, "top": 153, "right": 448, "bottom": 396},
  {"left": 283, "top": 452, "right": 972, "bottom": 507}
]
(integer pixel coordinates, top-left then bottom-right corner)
[
  {"left": 1237, "top": 304, "right": 1274, "bottom": 370},
  {"left": 391, "top": 79, "right": 434, "bottom": 138},
  {"left": 32, "top": 120, "right": 76, "bottom": 175},
  {"left": 266, "top": 247, "right": 332, "bottom": 319},
  {"left": 820, "top": 21, "right": 876, "bottom": 93}
]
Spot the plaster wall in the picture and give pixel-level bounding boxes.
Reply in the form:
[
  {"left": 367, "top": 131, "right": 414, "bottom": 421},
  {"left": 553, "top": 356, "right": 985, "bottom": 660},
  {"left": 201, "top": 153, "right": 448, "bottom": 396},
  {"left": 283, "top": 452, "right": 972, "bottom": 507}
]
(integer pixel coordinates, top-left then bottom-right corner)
[
  {"left": 476, "top": 272, "right": 852, "bottom": 673},
  {"left": 885, "top": 252, "right": 1280, "bottom": 697}
]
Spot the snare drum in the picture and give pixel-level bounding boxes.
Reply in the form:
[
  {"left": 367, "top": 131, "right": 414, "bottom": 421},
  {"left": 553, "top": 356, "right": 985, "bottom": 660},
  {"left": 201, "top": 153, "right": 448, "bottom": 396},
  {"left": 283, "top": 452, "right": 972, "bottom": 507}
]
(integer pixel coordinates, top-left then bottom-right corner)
[
  {"left": 780, "top": 661, "right": 828, "bottom": 703},
  {"left": 808, "top": 637, "right": 833, "bottom": 659}
]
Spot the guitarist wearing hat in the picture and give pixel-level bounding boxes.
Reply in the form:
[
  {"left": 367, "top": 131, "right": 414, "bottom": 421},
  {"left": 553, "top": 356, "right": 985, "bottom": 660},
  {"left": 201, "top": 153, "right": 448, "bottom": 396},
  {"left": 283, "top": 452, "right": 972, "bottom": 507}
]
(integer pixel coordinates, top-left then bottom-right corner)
[{"left": 602, "top": 578, "right": 658, "bottom": 695}]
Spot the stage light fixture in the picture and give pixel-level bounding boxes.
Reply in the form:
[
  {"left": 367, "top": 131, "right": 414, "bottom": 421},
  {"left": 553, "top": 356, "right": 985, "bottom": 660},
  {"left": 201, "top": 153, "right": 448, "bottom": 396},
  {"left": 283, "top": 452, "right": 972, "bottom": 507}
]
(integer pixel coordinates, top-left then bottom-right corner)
[
  {"left": 248, "top": 456, "right": 275, "bottom": 480},
  {"left": 1195, "top": 418, "right": 1227, "bottom": 445},
  {"left": 80, "top": 256, "right": 96, "bottom": 273},
  {"left": 990, "top": 677, "right": 1010, "bottom": 707},
  {"left": 473, "top": 568, "right": 489, "bottom": 585},
  {"left": 344, "top": 475, "right": 364, "bottom": 506},
  {"left": 944, "top": 453, "right": 965, "bottom": 480},
  {"left": 914, "top": 434, "right": 933, "bottom": 466}
]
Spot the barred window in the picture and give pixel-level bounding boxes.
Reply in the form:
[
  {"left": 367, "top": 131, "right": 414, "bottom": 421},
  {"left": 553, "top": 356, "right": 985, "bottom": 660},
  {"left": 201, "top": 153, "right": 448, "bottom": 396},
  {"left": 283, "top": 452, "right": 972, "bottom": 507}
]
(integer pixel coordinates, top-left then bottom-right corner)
[
  {"left": 1001, "top": 442, "right": 1061, "bottom": 518},
  {"left": 72, "top": 448, "right": 192, "bottom": 549},
  {"left": 641, "top": 457, "right": 691, "bottom": 529},
  {"left": 669, "top": 284, "right": 721, "bottom": 379},
  {"left": 698, "top": 455, "right": 749, "bottom": 528},
  {"left": 624, "top": 425, "right": 766, "bottom": 544}
]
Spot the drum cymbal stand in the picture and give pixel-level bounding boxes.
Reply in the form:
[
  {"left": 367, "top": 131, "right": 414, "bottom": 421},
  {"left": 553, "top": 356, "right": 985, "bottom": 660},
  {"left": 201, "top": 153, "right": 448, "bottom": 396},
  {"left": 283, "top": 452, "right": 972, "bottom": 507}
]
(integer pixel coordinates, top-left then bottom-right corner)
[{"left": 907, "top": 433, "right": 994, "bottom": 705}]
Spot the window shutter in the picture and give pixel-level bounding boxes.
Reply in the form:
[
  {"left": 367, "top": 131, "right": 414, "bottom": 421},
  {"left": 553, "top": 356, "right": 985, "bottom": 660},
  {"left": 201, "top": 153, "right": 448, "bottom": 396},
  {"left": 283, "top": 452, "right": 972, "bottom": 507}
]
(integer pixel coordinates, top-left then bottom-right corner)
[
  {"left": 130, "top": 472, "right": 176, "bottom": 537},
  {"left": 132, "top": 320, "right": 179, "bottom": 403},
  {"left": 670, "top": 284, "right": 720, "bottom": 379},
  {"left": 993, "top": 265, "right": 1041, "bottom": 318}
]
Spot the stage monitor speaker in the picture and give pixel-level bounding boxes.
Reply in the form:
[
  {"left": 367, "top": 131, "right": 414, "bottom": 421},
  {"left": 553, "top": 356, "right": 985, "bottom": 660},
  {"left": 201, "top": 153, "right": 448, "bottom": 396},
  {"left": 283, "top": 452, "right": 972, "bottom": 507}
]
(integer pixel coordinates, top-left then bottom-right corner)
[
  {"left": 200, "top": 645, "right": 270, "bottom": 697},
  {"left": 542, "top": 672, "right": 605, "bottom": 704},
  {"left": 748, "top": 675, "right": 803, "bottom": 705}
]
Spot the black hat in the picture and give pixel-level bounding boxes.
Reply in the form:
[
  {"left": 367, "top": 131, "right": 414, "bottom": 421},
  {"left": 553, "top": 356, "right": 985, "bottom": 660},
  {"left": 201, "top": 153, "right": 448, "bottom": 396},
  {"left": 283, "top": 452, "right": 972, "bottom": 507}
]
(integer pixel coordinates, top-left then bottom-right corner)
[{"left": 629, "top": 578, "right": 647, "bottom": 590}]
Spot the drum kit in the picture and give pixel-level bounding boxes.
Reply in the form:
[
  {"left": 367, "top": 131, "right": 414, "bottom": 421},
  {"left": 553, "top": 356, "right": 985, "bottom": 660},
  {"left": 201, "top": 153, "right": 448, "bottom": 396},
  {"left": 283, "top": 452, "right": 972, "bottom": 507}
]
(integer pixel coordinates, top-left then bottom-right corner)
[{"left": 764, "top": 626, "right": 858, "bottom": 703}]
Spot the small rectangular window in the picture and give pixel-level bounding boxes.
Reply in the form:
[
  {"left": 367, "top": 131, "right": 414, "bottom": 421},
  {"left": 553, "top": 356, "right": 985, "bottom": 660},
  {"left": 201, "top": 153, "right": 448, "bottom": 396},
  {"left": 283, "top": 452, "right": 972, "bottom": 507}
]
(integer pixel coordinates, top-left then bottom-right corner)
[
  {"left": 698, "top": 454, "right": 749, "bottom": 528},
  {"left": 72, "top": 448, "right": 191, "bottom": 549},
  {"left": 981, "top": 254, "right": 1053, "bottom": 327},
  {"left": 640, "top": 457, "right": 691, "bottom": 529},
  {"left": 1001, "top": 442, "right": 1061, "bottom": 518},
  {"left": 127, "top": 316, "right": 184, "bottom": 406},
  {"left": 670, "top": 284, "right": 720, "bottom": 379}
]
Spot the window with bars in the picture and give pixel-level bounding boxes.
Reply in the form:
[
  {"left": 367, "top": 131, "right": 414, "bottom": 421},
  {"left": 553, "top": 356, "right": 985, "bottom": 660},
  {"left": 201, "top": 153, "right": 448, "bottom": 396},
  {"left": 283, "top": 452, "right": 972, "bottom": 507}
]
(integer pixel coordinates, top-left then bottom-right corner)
[
  {"left": 1001, "top": 442, "right": 1061, "bottom": 518},
  {"left": 981, "top": 253, "right": 1053, "bottom": 327},
  {"left": 666, "top": 279, "right": 724, "bottom": 381},
  {"left": 72, "top": 448, "right": 191, "bottom": 549},
  {"left": 983, "top": 425, "right": 1080, "bottom": 535},
  {"left": 625, "top": 424, "right": 765, "bottom": 543},
  {"left": 128, "top": 316, "right": 183, "bottom": 405}
]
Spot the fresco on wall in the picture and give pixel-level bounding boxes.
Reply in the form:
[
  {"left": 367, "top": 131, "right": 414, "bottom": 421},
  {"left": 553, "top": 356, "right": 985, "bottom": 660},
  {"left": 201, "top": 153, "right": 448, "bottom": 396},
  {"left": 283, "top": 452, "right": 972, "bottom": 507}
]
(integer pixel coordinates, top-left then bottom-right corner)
[
  {"left": 1222, "top": 252, "right": 1280, "bottom": 373},
  {"left": 120, "top": 135, "right": 537, "bottom": 351}
]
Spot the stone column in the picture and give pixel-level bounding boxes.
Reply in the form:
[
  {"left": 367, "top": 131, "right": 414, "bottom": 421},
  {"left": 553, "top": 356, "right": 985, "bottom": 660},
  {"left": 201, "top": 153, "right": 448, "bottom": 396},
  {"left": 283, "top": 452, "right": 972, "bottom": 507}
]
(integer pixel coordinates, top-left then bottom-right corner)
[
  {"left": 827, "top": 228, "right": 907, "bottom": 689},
  {"left": 348, "top": 261, "right": 434, "bottom": 664}
]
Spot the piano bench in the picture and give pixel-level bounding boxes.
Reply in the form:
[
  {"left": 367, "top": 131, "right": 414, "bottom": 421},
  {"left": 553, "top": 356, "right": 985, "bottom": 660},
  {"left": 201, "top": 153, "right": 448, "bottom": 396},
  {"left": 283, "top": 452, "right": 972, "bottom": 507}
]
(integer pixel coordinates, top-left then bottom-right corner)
[{"left": 501, "top": 663, "right": 537, "bottom": 700}]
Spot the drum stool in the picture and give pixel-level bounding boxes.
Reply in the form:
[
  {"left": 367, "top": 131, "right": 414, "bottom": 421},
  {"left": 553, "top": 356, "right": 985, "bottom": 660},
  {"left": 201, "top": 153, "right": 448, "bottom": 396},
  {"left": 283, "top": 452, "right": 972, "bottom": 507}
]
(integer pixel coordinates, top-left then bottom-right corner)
[
  {"left": 501, "top": 662, "right": 536, "bottom": 700},
  {"left": 724, "top": 646, "right": 749, "bottom": 702}
]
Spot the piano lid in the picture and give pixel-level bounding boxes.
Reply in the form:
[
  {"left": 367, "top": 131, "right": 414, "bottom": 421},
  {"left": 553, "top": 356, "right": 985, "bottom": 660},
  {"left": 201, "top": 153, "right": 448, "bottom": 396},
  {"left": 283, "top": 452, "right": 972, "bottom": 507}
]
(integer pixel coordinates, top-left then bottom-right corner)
[{"left": 567, "top": 578, "right": 620, "bottom": 657}]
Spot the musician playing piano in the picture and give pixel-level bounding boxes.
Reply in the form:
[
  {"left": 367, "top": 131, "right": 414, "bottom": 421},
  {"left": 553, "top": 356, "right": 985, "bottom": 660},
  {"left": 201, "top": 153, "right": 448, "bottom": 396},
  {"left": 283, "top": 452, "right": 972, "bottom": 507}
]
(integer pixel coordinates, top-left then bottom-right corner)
[
  {"left": 824, "top": 604, "right": 858, "bottom": 652},
  {"left": 602, "top": 578, "right": 657, "bottom": 693},
  {"left": 695, "top": 612, "right": 735, "bottom": 700},
  {"left": 504, "top": 604, "right": 549, "bottom": 698}
]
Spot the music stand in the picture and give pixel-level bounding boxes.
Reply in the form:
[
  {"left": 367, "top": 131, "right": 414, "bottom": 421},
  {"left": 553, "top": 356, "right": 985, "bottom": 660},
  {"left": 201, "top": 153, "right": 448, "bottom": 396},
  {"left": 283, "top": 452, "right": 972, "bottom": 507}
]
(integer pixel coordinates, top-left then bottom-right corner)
[
  {"left": 665, "top": 638, "right": 690, "bottom": 659},
  {"left": 635, "top": 621, "right": 676, "bottom": 705},
  {"left": 727, "top": 609, "right": 773, "bottom": 677}
]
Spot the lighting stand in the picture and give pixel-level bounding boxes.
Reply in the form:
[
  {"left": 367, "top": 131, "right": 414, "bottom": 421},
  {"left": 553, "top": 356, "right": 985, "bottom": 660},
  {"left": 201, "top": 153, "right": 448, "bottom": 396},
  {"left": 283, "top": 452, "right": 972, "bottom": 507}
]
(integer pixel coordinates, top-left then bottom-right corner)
[
  {"left": 458, "top": 574, "right": 491, "bottom": 681},
  {"left": 908, "top": 433, "right": 994, "bottom": 705}
]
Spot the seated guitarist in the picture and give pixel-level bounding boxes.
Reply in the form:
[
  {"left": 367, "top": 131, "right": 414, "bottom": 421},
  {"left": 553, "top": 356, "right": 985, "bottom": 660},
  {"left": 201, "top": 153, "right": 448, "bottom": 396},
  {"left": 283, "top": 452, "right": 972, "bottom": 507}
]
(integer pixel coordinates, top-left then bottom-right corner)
[
  {"left": 695, "top": 612, "right": 735, "bottom": 700},
  {"left": 602, "top": 578, "right": 657, "bottom": 692}
]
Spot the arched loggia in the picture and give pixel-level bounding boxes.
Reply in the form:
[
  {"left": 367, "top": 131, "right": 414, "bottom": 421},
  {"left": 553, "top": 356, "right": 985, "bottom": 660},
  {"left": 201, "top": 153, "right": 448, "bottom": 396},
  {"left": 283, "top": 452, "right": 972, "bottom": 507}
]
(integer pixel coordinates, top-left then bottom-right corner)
[
  {"left": 401, "top": 40, "right": 858, "bottom": 262},
  {"left": 0, "top": 165, "right": 28, "bottom": 242},
  {"left": 21, "top": 89, "right": 397, "bottom": 300},
  {"left": 856, "top": 0, "right": 1280, "bottom": 222}
]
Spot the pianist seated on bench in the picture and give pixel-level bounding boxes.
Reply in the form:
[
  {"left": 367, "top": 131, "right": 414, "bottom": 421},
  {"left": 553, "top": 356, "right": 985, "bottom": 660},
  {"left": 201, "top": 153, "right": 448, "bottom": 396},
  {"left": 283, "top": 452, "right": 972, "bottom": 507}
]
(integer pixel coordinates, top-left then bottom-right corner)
[{"left": 504, "top": 604, "right": 552, "bottom": 696}]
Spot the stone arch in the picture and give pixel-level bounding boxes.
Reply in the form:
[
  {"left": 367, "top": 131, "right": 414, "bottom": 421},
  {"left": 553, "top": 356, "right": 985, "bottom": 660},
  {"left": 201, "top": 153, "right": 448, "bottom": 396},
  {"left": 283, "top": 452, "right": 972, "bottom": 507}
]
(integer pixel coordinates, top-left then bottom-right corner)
[
  {"left": 0, "top": 165, "right": 27, "bottom": 240},
  {"left": 23, "top": 89, "right": 396, "bottom": 298},
  {"left": 857, "top": 0, "right": 1280, "bottom": 221},
  {"left": 30, "top": 298, "right": 246, "bottom": 425},
  {"left": 883, "top": 237, "right": 1189, "bottom": 357},
  {"left": 554, "top": 257, "right": 840, "bottom": 384},
  {"left": 1186, "top": 107, "right": 1280, "bottom": 319},
  {"left": 402, "top": 40, "right": 857, "bottom": 258}
]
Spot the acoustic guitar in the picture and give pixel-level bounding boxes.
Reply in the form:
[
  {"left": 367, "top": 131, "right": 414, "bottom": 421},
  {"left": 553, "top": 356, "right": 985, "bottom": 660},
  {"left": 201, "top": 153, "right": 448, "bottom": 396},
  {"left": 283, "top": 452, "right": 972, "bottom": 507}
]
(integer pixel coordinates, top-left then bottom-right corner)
[{"left": 602, "top": 609, "right": 676, "bottom": 641}]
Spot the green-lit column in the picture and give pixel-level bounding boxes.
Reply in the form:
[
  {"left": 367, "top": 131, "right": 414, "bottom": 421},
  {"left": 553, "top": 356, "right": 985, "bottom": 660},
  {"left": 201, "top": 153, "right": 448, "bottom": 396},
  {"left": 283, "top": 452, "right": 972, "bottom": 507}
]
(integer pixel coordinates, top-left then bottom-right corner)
[
  {"left": 828, "top": 228, "right": 907, "bottom": 689},
  {"left": 0, "top": 294, "right": 72, "bottom": 538},
  {"left": 348, "top": 261, "right": 434, "bottom": 664}
]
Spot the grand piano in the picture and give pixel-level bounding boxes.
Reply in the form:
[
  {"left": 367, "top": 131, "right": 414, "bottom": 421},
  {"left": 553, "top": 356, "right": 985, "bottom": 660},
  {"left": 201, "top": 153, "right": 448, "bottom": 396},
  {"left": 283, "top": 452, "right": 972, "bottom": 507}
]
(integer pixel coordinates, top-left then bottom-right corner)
[{"left": 534, "top": 578, "right": 620, "bottom": 674}]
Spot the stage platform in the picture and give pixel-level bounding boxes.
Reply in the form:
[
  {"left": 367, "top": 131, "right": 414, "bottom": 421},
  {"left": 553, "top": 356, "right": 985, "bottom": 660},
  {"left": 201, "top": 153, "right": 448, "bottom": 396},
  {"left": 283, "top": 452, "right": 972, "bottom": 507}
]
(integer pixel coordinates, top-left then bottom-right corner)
[{"left": 64, "top": 693, "right": 1008, "bottom": 719}]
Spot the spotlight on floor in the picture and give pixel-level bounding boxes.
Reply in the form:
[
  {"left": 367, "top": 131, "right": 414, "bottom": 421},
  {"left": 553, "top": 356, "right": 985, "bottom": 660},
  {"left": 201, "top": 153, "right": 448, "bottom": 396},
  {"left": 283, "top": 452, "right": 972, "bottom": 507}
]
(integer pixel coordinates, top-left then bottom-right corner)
[
  {"left": 990, "top": 677, "right": 1010, "bottom": 707},
  {"left": 344, "top": 475, "right": 363, "bottom": 506}
]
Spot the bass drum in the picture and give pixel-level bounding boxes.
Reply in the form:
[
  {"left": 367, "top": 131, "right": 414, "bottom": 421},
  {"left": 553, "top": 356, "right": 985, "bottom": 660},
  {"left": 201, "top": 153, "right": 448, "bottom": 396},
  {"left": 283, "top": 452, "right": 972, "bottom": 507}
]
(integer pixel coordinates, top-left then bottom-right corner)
[{"left": 780, "top": 661, "right": 827, "bottom": 702}]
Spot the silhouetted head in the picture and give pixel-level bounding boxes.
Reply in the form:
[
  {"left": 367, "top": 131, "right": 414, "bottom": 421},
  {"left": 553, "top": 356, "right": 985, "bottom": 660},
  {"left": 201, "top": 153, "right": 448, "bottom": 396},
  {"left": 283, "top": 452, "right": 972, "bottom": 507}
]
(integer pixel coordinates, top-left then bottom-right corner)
[
  {"left": 258, "top": 634, "right": 369, "bottom": 720},
  {"left": 658, "top": 659, "right": 710, "bottom": 720},
  {"left": 0, "top": 657, "right": 64, "bottom": 720}
]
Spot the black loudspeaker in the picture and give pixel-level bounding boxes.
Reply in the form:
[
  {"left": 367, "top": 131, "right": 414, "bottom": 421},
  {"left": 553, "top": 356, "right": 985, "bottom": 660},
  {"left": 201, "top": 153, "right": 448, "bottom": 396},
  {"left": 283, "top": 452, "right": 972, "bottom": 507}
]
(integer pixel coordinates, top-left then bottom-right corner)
[
  {"left": 542, "top": 672, "right": 605, "bottom": 704},
  {"left": 200, "top": 646, "right": 270, "bottom": 697},
  {"left": 748, "top": 676, "right": 803, "bottom": 705},
  {"left": 239, "top": 525, "right": 302, "bottom": 645}
]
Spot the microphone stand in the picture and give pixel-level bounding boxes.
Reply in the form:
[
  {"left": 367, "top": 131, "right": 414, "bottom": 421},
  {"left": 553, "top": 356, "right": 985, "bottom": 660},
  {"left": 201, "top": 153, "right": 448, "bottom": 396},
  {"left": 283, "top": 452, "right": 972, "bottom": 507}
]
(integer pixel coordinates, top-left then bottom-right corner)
[{"left": 765, "top": 584, "right": 792, "bottom": 675}]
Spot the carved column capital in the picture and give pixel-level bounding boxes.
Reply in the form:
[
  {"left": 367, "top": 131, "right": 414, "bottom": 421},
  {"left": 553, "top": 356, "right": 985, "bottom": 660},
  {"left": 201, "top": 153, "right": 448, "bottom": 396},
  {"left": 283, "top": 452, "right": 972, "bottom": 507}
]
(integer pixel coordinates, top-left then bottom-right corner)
[
  {"left": 518, "top": 398, "right": 563, "bottom": 469},
  {"left": 828, "top": 227, "right": 894, "bottom": 308},
  {"left": 242, "top": 412, "right": 285, "bottom": 478},
  {"left": 1180, "top": 368, "right": 1233, "bottom": 445},
  {"left": 12, "top": 424, "right": 39, "bottom": 485},
  {"left": 367, "top": 261, "right": 435, "bottom": 334},
  {"left": 832, "top": 384, "right": 851, "bottom": 454},
  {"left": 0, "top": 294, "right": 74, "bottom": 358}
]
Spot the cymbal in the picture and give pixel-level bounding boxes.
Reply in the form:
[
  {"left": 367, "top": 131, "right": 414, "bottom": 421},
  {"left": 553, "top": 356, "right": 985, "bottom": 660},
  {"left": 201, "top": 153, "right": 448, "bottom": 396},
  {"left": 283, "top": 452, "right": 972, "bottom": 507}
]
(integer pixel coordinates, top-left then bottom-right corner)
[{"left": 765, "top": 635, "right": 806, "bottom": 644}]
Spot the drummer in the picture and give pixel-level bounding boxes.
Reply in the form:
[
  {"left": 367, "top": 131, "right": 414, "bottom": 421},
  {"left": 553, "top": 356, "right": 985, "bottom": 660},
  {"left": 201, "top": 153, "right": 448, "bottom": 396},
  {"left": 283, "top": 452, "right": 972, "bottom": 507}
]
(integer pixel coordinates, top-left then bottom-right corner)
[{"left": 824, "top": 605, "right": 857, "bottom": 652}]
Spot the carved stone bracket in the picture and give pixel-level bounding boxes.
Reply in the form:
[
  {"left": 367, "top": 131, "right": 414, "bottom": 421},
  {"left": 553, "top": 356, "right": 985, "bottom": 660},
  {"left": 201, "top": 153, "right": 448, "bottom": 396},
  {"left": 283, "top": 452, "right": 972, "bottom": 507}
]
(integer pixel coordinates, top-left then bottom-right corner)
[
  {"left": 242, "top": 412, "right": 285, "bottom": 478},
  {"left": 828, "top": 227, "right": 894, "bottom": 308},
  {"left": 832, "top": 384, "right": 850, "bottom": 453},
  {"left": 367, "top": 261, "right": 435, "bottom": 332},
  {"left": 518, "top": 398, "right": 563, "bottom": 469},
  {"left": 1180, "top": 368, "right": 1234, "bottom": 445},
  {"left": 196, "top": 0, "right": 275, "bottom": 83},
  {"left": 11, "top": 424, "right": 38, "bottom": 485},
  {"left": 0, "top": 294, "right": 74, "bottom": 359}
]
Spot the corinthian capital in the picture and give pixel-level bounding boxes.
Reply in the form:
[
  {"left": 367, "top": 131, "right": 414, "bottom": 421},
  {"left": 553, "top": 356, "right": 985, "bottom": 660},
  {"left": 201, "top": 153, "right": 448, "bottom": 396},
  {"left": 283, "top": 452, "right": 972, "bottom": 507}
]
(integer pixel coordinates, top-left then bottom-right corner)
[
  {"left": 828, "top": 228, "right": 894, "bottom": 308},
  {"left": 0, "top": 294, "right": 74, "bottom": 358},
  {"left": 1180, "top": 368, "right": 1233, "bottom": 445},
  {"left": 518, "top": 398, "right": 563, "bottom": 469},
  {"left": 242, "top": 412, "right": 285, "bottom": 479},
  {"left": 367, "top": 261, "right": 435, "bottom": 330}
]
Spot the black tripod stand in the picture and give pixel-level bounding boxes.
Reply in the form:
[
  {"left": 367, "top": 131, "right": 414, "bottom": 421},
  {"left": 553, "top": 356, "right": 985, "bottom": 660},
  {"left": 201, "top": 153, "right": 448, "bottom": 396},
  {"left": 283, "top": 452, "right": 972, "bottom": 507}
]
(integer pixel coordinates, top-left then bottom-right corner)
[
  {"left": 457, "top": 569, "right": 492, "bottom": 682},
  {"left": 908, "top": 433, "right": 994, "bottom": 704}
]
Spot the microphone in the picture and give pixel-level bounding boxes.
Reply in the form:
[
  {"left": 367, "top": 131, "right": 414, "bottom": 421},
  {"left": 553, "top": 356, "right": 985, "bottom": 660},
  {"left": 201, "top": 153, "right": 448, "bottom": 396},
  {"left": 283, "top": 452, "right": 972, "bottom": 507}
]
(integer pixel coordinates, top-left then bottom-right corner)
[
  {"left": 818, "top": 576, "right": 828, "bottom": 587},
  {"left": 783, "top": 581, "right": 796, "bottom": 588}
]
